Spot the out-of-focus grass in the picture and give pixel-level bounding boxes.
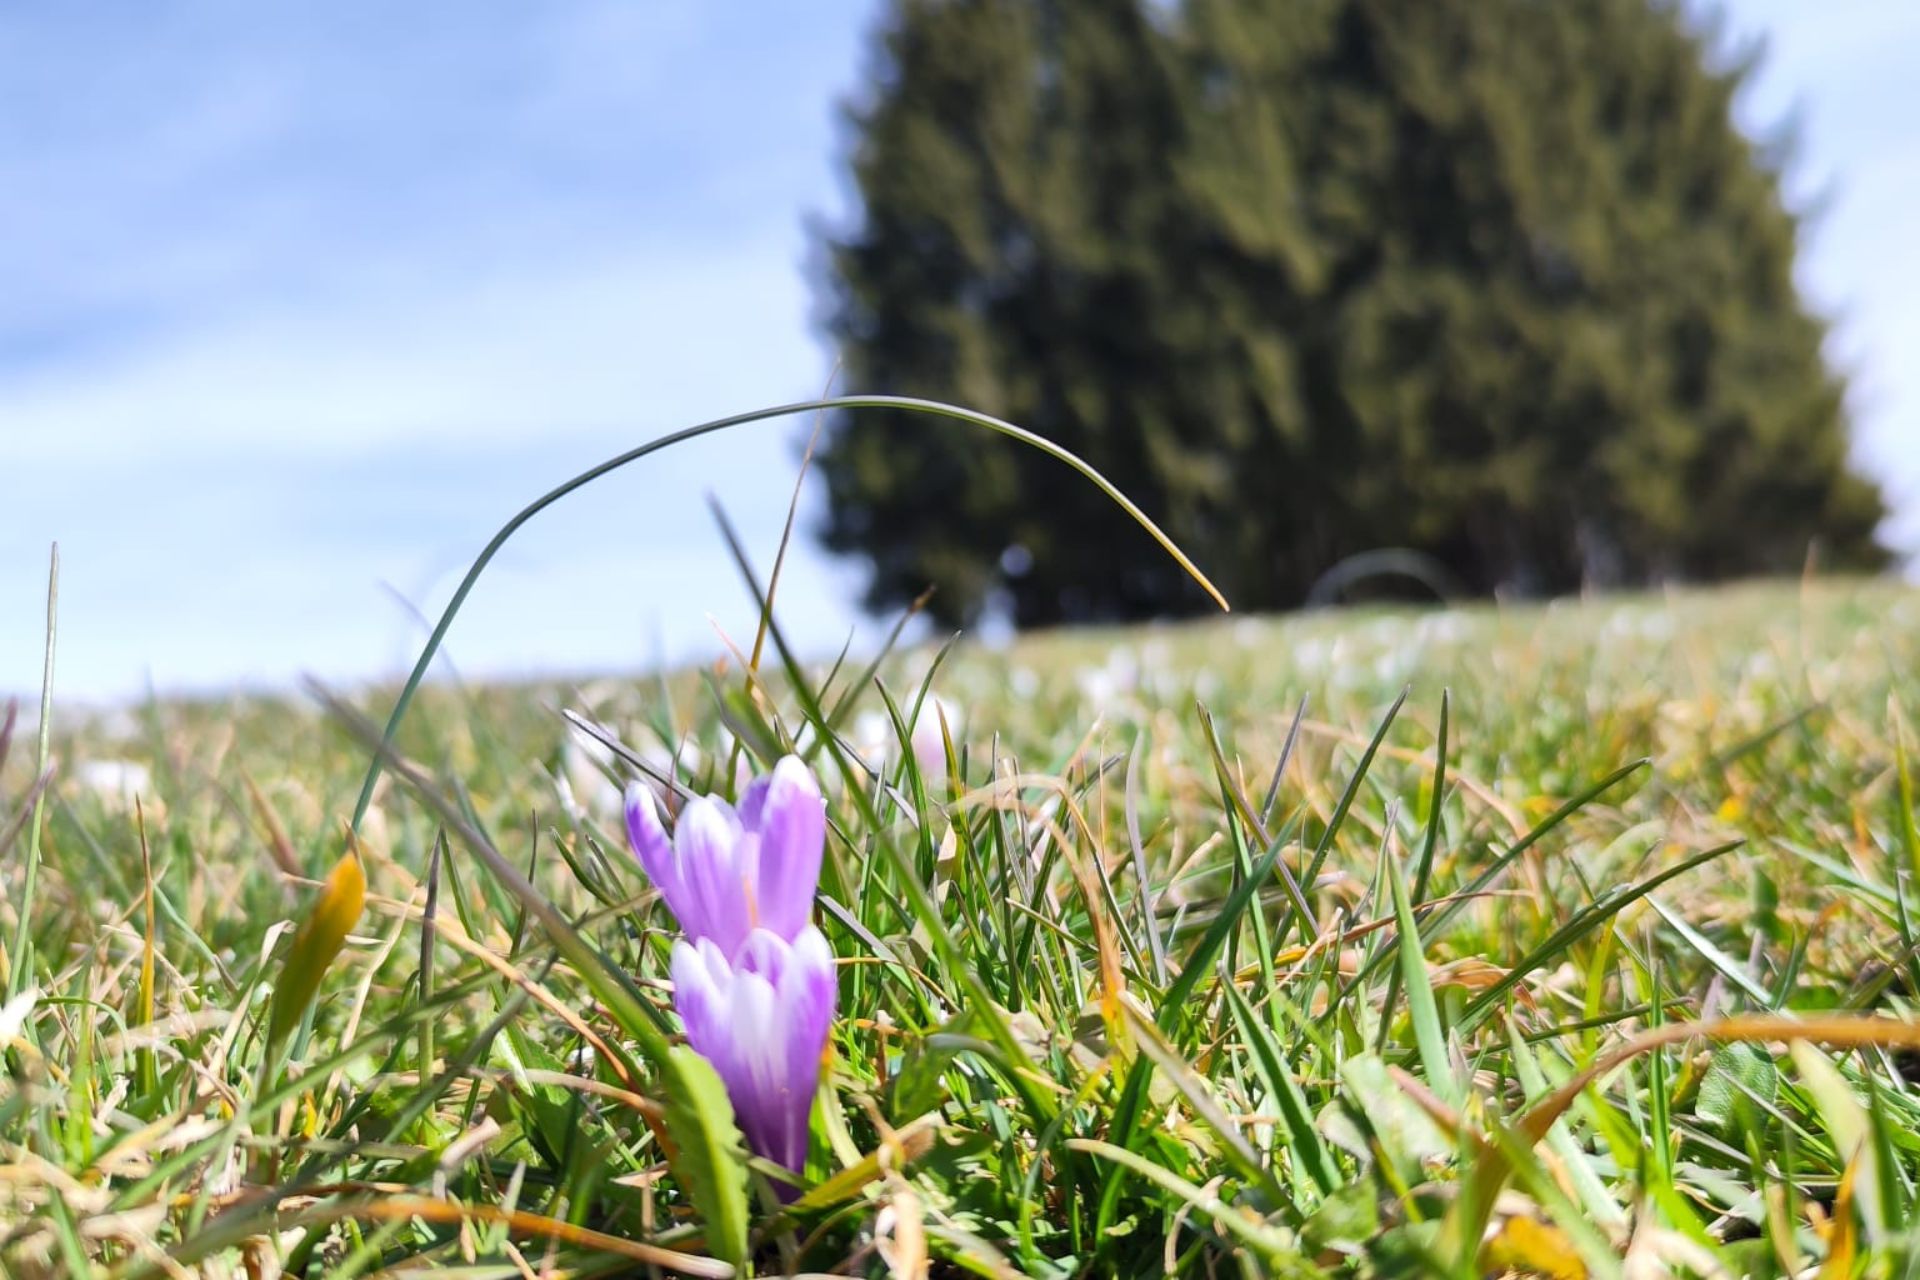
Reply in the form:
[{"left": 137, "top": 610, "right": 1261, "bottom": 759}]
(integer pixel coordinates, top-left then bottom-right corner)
[{"left": 5, "top": 576, "right": 1920, "bottom": 1275}]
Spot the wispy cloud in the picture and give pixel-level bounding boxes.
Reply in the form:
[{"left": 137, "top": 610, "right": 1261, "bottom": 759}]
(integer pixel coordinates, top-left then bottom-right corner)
[
  {"left": 1, "top": 242, "right": 821, "bottom": 463},
  {"left": 1, "top": 0, "right": 882, "bottom": 699}
]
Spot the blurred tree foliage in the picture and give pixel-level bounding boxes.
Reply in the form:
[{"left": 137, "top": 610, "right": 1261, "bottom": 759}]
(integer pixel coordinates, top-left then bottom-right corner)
[{"left": 814, "top": 0, "right": 1889, "bottom": 628}]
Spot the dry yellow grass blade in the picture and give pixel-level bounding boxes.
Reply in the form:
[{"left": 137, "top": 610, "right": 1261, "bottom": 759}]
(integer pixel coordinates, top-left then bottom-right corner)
[
  {"left": 1520, "top": 1015, "right": 1920, "bottom": 1144},
  {"left": 1816, "top": 1158, "right": 1860, "bottom": 1280},
  {"left": 264, "top": 837, "right": 366, "bottom": 1063},
  {"left": 1484, "top": 1215, "right": 1587, "bottom": 1280}
]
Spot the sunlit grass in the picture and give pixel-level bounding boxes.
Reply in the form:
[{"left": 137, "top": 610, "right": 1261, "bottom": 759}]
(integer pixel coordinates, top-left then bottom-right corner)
[{"left": 6, "top": 573, "right": 1920, "bottom": 1275}]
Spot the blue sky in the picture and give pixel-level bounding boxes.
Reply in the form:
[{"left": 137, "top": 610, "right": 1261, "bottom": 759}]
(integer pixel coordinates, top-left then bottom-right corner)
[{"left": 4, "top": 1, "right": 1916, "bottom": 702}]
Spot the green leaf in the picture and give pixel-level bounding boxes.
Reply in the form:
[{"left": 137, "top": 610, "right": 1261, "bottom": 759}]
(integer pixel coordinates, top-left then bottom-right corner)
[
  {"left": 1694, "top": 1042, "right": 1777, "bottom": 1137},
  {"left": 890, "top": 1031, "right": 960, "bottom": 1122},
  {"left": 1330, "top": 1053, "right": 1450, "bottom": 1168},
  {"left": 1066, "top": 1138, "right": 1297, "bottom": 1267},
  {"left": 659, "top": 1046, "right": 751, "bottom": 1269},
  {"left": 1895, "top": 708, "right": 1920, "bottom": 886},
  {"left": 1301, "top": 1179, "right": 1377, "bottom": 1254}
]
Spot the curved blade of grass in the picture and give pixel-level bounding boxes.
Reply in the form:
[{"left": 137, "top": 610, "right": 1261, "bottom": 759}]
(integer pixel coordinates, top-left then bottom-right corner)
[
  {"left": 1297, "top": 688, "right": 1408, "bottom": 899},
  {"left": 1504, "top": 1016, "right": 1623, "bottom": 1227},
  {"left": 318, "top": 681, "right": 667, "bottom": 1063},
  {"left": 1792, "top": 1040, "right": 1883, "bottom": 1242},
  {"left": 779, "top": 1112, "right": 941, "bottom": 1218},
  {"left": 1259, "top": 694, "right": 1308, "bottom": 827},
  {"left": 349, "top": 395, "right": 1229, "bottom": 830},
  {"left": 1198, "top": 703, "right": 1314, "bottom": 942},
  {"left": 1094, "top": 808, "right": 1302, "bottom": 1235},
  {"left": 1648, "top": 896, "right": 1774, "bottom": 1005},
  {"left": 1894, "top": 705, "right": 1919, "bottom": 885},
  {"left": 1223, "top": 983, "right": 1338, "bottom": 1196},
  {"left": 133, "top": 1192, "right": 735, "bottom": 1278},
  {"left": 1330, "top": 756, "right": 1651, "bottom": 1015},
  {"left": 1121, "top": 1000, "right": 1286, "bottom": 1207},
  {"left": 1376, "top": 693, "right": 1448, "bottom": 1054},
  {"left": 1125, "top": 731, "right": 1169, "bottom": 984}
]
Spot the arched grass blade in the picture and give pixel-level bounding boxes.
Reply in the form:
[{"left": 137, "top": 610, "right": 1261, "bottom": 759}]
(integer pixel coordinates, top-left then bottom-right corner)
[{"left": 349, "top": 395, "right": 1228, "bottom": 831}]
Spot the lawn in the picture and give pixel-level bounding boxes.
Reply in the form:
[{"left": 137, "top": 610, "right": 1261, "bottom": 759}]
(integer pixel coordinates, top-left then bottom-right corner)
[{"left": 5, "top": 574, "right": 1920, "bottom": 1276}]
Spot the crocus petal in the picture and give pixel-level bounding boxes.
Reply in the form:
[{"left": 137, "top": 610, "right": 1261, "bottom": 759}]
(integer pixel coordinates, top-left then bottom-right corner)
[
  {"left": 770, "top": 925, "right": 836, "bottom": 1172},
  {"left": 728, "top": 967, "right": 785, "bottom": 1164},
  {"left": 672, "top": 926, "right": 836, "bottom": 1180},
  {"left": 736, "top": 772, "right": 773, "bottom": 830},
  {"left": 747, "top": 756, "right": 826, "bottom": 941},
  {"left": 650, "top": 760, "right": 837, "bottom": 1191},
  {"left": 672, "top": 797, "right": 753, "bottom": 957},
  {"left": 624, "top": 782, "right": 677, "bottom": 901},
  {"left": 669, "top": 937, "right": 730, "bottom": 1050},
  {"left": 733, "top": 926, "right": 835, "bottom": 1174}
]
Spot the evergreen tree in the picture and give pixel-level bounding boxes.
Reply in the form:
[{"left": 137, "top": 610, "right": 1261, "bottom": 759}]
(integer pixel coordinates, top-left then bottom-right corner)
[{"left": 815, "top": 0, "right": 1889, "bottom": 628}]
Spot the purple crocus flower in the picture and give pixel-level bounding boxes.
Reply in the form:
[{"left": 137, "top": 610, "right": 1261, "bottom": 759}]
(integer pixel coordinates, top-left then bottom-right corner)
[
  {"left": 624, "top": 755, "right": 837, "bottom": 1180},
  {"left": 671, "top": 924, "right": 836, "bottom": 1177},
  {"left": 624, "top": 754, "right": 826, "bottom": 956}
]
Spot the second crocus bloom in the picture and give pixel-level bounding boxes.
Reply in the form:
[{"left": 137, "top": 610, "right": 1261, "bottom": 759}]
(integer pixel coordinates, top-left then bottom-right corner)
[{"left": 671, "top": 925, "right": 836, "bottom": 1177}]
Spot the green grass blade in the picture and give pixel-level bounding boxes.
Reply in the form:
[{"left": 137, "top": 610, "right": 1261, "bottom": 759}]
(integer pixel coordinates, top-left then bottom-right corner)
[
  {"left": 4, "top": 543, "right": 57, "bottom": 1002},
  {"left": 1385, "top": 819, "right": 1455, "bottom": 1104}
]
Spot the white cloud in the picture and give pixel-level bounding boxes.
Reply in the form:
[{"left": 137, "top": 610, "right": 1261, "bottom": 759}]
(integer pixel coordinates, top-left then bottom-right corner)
[{"left": 0, "top": 235, "right": 823, "bottom": 465}]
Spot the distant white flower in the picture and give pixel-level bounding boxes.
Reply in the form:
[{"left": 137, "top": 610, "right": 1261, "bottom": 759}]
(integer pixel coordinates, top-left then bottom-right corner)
[
  {"left": 559, "top": 734, "right": 622, "bottom": 819},
  {"left": 850, "top": 709, "right": 892, "bottom": 766},
  {"left": 1412, "top": 611, "right": 1471, "bottom": 647},
  {"left": 1291, "top": 636, "right": 1331, "bottom": 672},
  {"left": 0, "top": 987, "right": 39, "bottom": 1051},
  {"left": 74, "top": 759, "right": 150, "bottom": 810},
  {"left": 1075, "top": 647, "right": 1140, "bottom": 711},
  {"left": 911, "top": 696, "right": 960, "bottom": 778},
  {"left": 851, "top": 695, "right": 962, "bottom": 778}
]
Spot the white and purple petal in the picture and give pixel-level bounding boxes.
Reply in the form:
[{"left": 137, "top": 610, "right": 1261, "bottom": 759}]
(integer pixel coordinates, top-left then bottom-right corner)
[
  {"left": 769, "top": 925, "right": 836, "bottom": 1172},
  {"left": 672, "top": 925, "right": 836, "bottom": 1180},
  {"left": 747, "top": 756, "right": 826, "bottom": 941},
  {"left": 668, "top": 937, "right": 731, "bottom": 1051},
  {"left": 671, "top": 796, "right": 754, "bottom": 957},
  {"left": 624, "top": 782, "right": 678, "bottom": 904}
]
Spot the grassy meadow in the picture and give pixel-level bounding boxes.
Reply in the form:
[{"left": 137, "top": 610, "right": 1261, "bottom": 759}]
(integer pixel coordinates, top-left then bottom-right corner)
[{"left": 6, "top": 574, "right": 1920, "bottom": 1276}]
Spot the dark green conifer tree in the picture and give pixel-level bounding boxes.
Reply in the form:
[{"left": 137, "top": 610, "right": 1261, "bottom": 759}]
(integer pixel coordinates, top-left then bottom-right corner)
[{"left": 816, "top": 0, "right": 1889, "bottom": 627}]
